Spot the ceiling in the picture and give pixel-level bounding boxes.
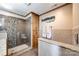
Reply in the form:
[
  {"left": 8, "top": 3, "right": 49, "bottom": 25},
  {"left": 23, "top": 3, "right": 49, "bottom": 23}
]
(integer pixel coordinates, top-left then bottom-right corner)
[{"left": 0, "top": 3, "right": 65, "bottom": 17}]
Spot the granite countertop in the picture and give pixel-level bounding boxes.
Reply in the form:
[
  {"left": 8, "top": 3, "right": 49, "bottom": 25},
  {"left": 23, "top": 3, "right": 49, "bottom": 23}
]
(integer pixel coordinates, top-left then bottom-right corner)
[{"left": 39, "top": 38, "right": 79, "bottom": 52}]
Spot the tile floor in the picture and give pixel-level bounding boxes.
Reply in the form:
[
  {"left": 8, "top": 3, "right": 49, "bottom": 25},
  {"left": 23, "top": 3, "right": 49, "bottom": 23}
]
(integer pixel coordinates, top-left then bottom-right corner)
[
  {"left": 11, "top": 48, "right": 38, "bottom": 56},
  {"left": 10, "top": 46, "right": 79, "bottom": 56}
]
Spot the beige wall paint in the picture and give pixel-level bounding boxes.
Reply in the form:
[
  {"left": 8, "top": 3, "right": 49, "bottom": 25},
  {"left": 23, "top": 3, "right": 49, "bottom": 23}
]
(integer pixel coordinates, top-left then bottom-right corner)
[
  {"left": 72, "top": 4, "right": 79, "bottom": 45},
  {"left": 39, "top": 4, "right": 73, "bottom": 44},
  {"left": 40, "top": 4, "right": 73, "bottom": 30},
  {"left": 73, "top": 3, "right": 79, "bottom": 29}
]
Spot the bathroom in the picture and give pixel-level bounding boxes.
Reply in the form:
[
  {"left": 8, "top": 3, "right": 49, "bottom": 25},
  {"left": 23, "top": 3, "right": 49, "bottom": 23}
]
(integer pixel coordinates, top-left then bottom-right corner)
[{"left": 0, "top": 3, "right": 79, "bottom": 56}]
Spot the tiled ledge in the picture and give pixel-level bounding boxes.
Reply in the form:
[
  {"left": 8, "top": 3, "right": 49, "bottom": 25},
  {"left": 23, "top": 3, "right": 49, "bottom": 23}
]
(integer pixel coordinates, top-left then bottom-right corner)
[{"left": 38, "top": 38, "right": 79, "bottom": 52}]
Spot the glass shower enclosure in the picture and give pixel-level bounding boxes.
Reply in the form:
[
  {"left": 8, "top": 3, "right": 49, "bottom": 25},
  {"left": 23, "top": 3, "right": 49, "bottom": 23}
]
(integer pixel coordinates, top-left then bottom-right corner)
[{"left": 4, "top": 16, "right": 32, "bottom": 55}]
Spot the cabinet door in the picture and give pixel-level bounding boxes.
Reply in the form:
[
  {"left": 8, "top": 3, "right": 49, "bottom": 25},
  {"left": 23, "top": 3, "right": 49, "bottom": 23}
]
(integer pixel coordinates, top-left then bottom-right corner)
[{"left": 38, "top": 40, "right": 61, "bottom": 56}]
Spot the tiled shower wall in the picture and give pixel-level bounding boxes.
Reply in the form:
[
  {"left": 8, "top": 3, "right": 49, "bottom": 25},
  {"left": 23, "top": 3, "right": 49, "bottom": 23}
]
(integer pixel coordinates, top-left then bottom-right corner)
[
  {"left": 25, "top": 17, "right": 31, "bottom": 46},
  {"left": 5, "top": 16, "right": 18, "bottom": 48},
  {"left": 0, "top": 15, "right": 30, "bottom": 48}
]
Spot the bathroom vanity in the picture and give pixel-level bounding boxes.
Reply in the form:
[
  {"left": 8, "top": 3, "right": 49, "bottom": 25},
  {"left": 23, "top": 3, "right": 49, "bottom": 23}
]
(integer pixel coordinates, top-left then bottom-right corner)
[
  {"left": 0, "top": 31, "right": 7, "bottom": 56},
  {"left": 38, "top": 38, "right": 79, "bottom": 56}
]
